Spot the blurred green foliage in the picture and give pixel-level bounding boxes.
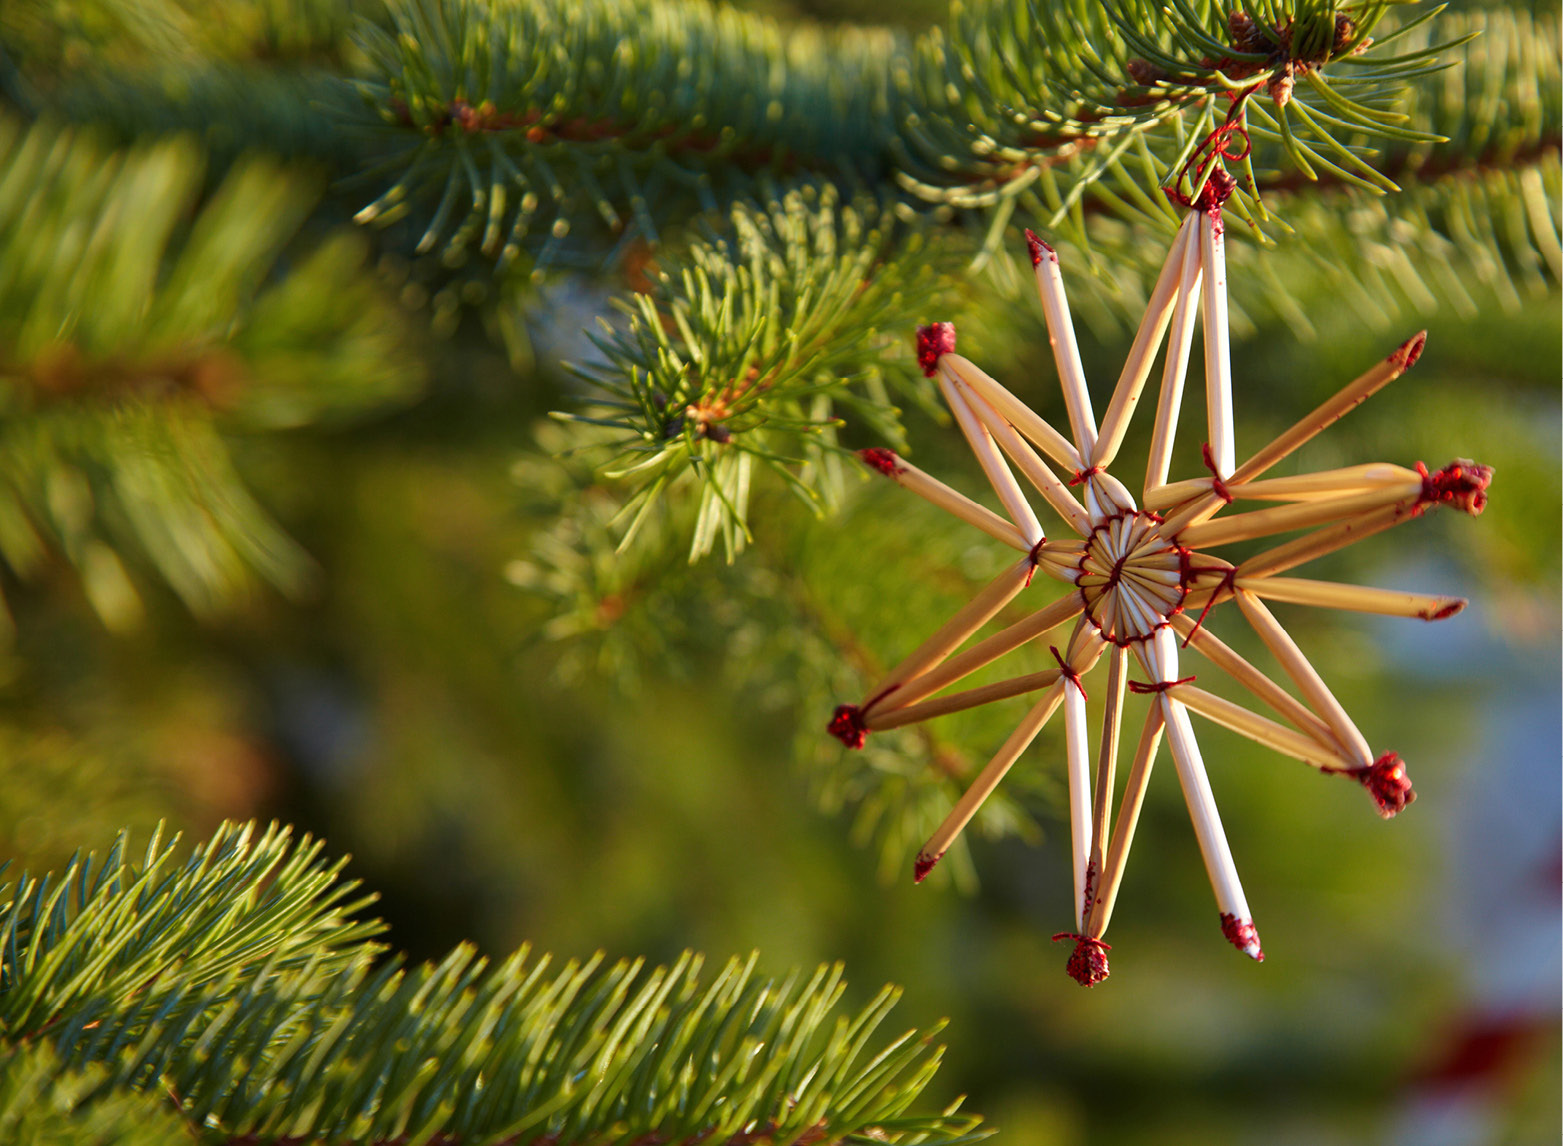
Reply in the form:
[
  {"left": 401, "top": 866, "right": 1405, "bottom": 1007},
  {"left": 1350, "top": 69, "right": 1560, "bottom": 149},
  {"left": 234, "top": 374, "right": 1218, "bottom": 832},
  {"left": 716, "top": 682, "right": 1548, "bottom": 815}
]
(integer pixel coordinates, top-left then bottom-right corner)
[{"left": 0, "top": 0, "right": 1557, "bottom": 1143}]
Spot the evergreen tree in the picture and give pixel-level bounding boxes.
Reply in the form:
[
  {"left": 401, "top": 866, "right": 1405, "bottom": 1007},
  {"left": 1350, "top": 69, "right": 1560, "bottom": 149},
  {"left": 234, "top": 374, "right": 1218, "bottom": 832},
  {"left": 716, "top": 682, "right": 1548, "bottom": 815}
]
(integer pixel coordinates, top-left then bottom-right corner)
[{"left": 0, "top": 1, "right": 1557, "bottom": 1142}]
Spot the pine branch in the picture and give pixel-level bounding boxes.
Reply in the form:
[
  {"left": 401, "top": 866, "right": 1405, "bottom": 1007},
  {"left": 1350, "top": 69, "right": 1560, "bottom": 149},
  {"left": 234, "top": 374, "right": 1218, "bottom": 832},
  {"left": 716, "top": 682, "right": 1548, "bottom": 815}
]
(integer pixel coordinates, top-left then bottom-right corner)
[
  {"left": 3, "top": 822, "right": 987, "bottom": 1146},
  {"left": 346, "top": 0, "right": 1482, "bottom": 266},
  {"left": 558, "top": 185, "right": 954, "bottom": 561},
  {"left": 0, "top": 116, "right": 424, "bottom": 628}
]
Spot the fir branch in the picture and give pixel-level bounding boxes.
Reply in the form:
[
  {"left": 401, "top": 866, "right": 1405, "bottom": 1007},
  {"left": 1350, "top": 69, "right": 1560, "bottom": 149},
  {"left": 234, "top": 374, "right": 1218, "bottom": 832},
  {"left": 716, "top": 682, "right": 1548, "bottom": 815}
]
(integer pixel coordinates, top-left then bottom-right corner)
[
  {"left": 0, "top": 1042, "right": 191, "bottom": 1146},
  {"left": 0, "top": 821, "right": 382, "bottom": 1040},
  {"left": 559, "top": 185, "right": 952, "bottom": 561},
  {"left": 351, "top": 0, "right": 906, "bottom": 266},
  {"left": 5, "top": 822, "right": 987, "bottom": 1146},
  {"left": 0, "top": 116, "right": 424, "bottom": 626}
]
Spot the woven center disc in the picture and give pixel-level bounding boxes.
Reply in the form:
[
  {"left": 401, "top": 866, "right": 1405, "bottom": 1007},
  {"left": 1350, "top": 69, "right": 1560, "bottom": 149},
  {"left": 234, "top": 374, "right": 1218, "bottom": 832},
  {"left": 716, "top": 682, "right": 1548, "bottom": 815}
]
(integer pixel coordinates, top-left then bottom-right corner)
[{"left": 1074, "top": 512, "right": 1187, "bottom": 645}]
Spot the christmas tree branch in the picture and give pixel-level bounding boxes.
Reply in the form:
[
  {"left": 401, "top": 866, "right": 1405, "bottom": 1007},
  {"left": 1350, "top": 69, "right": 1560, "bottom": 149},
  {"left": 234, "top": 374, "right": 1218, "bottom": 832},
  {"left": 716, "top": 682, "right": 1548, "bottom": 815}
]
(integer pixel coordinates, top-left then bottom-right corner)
[
  {"left": 0, "top": 116, "right": 424, "bottom": 627},
  {"left": 3, "top": 821, "right": 987, "bottom": 1146}
]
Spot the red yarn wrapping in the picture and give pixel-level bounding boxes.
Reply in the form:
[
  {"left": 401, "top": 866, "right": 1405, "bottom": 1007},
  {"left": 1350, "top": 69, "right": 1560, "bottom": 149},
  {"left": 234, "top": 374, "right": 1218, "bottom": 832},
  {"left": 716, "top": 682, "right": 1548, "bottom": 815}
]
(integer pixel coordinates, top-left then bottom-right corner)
[
  {"left": 1415, "top": 459, "right": 1493, "bottom": 517},
  {"left": 1050, "top": 645, "right": 1087, "bottom": 700},
  {"left": 1024, "top": 229, "right": 1055, "bottom": 267},
  {"left": 1127, "top": 675, "right": 1196, "bottom": 694},
  {"left": 826, "top": 704, "right": 868, "bottom": 749},
  {"left": 1200, "top": 441, "right": 1234, "bottom": 503},
  {"left": 1181, "top": 566, "right": 1237, "bottom": 647},
  {"left": 1068, "top": 465, "right": 1103, "bottom": 487},
  {"left": 1052, "top": 932, "right": 1111, "bottom": 986},
  {"left": 1326, "top": 752, "right": 1416, "bottom": 818},
  {"left": 858, "top": 447, "right": 900, "bottom": 477},
  {"left": 1219, "top": 913, "right": 1265, "bottom": 961},
  {"left": 915, "top": 323, "right": 957, "bottom": 378}
]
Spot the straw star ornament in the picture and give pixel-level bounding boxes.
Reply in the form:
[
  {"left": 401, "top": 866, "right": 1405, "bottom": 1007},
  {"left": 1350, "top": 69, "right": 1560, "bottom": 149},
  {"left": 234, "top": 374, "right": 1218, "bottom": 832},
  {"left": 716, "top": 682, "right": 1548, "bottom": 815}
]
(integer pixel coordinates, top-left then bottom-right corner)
[{"left": 826, "top": 185, "right": 1492, "bottom": 987}]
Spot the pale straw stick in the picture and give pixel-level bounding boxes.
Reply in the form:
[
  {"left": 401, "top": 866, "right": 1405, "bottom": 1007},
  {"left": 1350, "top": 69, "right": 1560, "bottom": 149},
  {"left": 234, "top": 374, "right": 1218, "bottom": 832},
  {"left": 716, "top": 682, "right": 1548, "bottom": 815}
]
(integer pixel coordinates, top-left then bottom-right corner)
[
  {"left": 1238, "top": 575, "right": 1466, "bottom": 621},
  {"left": 1177, "top": 481, "right": 1422, "bottom": 549},
  {"left": 1087, "top": 646, "right": 1130, "bottom": 910},
  {"left": 862, "top": 556, "right": 1035, "bottom": 711},
  {"left": 1083, "top": 469, "right": 1139, "bottom": 519},
  {"left": 871, "top": 454, "right": 1031, "bottom": 551},
  {"left": 1145, "top": 464, "right": 1418, "bottom": 513},
  {"left": 1142, "top": 628, "right": 1262, "bottom": 960},
  {"left": 1026, "top": 232, "right": 1098, "bottom": 458},
  {"left": 914, "top": 680, "right": 1066, "bottom": 881},
  {"left": 1086, "top": 705, "right": 1165, "bottom": 938},
  {"left": 957, "top": 382, "right": 1094, "bottom": 535},
  {"left": 867, "top": 591, "right": 1085, "bottom": 716},
  {"left": 1228, "top": 331, "right": 1427, "bottom": 486},
  {"left": 1170, "top": 613, "right": 1347, "bottom": 756},
  {"left": 1143, "top": 476, "right": 1218, "bottom": 513},
  {"left": 1200, "top": 211, "right": 1235, "bottom": 477},
  {"left": 1168, "top": 683, "right": 1357, "bottom": 770},
  {"left": 942, "top": 354, "right": 1082, "bottom": 472},
  {"left": 1063, "top": 655, "right": 1094, "bottom": 930},
  {"left": 1091, "top": 217, "right": 1196, "bottom": 469},
  {"left": 1228, "top": 463, "right": 1424, "bottom": 502},
  {"left": 1234, "top": 589, "right": 1373, "bottom": 766},
  {"left": 1236, "top": 501, "right": 1418, "bottom": 581},
  {"left": 939, "top": 372, "right": 1044, "bottom": 545},
  {"left": 1155, "top": 489, "right": 1228, "bottom": 539},
  {"left": 866, "top": 669, "right": 1062, "bottom": 731},
  {"left": 1143, "top": 228, "right": 1204, "bottom": 492}
]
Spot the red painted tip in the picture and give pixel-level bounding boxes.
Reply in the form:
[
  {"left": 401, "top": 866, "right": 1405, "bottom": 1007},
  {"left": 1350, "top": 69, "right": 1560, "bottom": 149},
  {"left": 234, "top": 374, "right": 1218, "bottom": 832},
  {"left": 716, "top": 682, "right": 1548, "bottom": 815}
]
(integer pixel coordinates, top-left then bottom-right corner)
[
  {"left": 913, "top": 852, "right": 941, "bottom": 883},
  {"left": 1023, "top": 229, "right": 1054, "bottom": 267},
  {"left": 826, "top": 704, "right": 868, "bottom": 750},
  {"left": 858, "top": 447, "right": 901, "bottom": 477},
  {"left": 1391, "top": 331, "right": 1428, "bottom": 370},
  {"left": 1417, "top": 459, "right": 1494, "bottom": 516},
  {"left": 1361, "top": 752, "right": 1416, "bottom": 818},
  {"left": 1423, "top": 599, "right": 1467, "bottom": 621},
  {"left": 1219, "top": 913, "right": 1265, "bottom": 961},
  {"left": 915, "top": 323, "right": 956, "bottom": 377},
  {"left": 1052, "top": 932, "right": 1111, "bottom": 987}
]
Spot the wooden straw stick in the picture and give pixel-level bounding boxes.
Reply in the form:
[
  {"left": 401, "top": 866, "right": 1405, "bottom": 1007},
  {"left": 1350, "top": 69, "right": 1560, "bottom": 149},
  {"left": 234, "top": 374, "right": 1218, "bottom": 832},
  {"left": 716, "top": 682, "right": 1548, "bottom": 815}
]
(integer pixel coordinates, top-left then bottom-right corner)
[
  {"left": 1228, "top": 464, "right": 1424, "bottom": 502},
  {"left": 1177, "top": 481, "right": 1422, "bottom": 549},
  {"left": 942, "top": 354, "right": 1082, "bottom": 472},
  {"left": 1170, "top": 612, "right": 1346, "bottom": 756},
  {"left": 1087, "top": 646, "right": 1130, "bottom": 907},
  {"left": 914, "top": 682, "right": 1066, "bottom": 881},
  {"left": 1155, "top": 489, "right": 1228, "bottom": 540},
  {"left": 1236, "top": 500, "right": 1419, "bottom": 581},
  {"left": 1086, "top": 705, "right": 1165, "bottom": 938},
  {"left": 1169, "top": 684, "right": 1357, "bottom": 770},
  {"left": 1062, "top": 667, "right": 1094, "bottom": 930},
  {"left": 957, "top": 381, "right": 1094, "bottom": 535},
  {"left": 1200, "top": 212, "right": 1235, "bottom": 477},
  {"left": 1238, "top": 575, "right": 1466, "bottom": 620},
  {"left": 862, "top": 557, "right": 1035, "bottom": 711},
  {"left": 1143, "top": 228, "right": 1204, "bottom": 492},
  {"left": 868, "top": 591, "right": 1085, "bottom": 716},
  {"left": 872, "top": 454, "right": 1031, "bottom": 551},
  {"left": 1091, "top": 217, "right": 1196, "bottom": 469},
  {"left": 1234, "top": 589, "right": 1373, "bottom": 766},
  {"left": 939, "top": 372, "right": 1043, "bottom": 545},
  {"left": 1143, "top": 629, "right": 1262, "bottom": 960},
  {"left": 1026, "top": 233, "right": 1098, "bottom": 457},
  {"left": 1229, "top": 331, "right": 1427, "bottom": 485},
  {"left": 866, "top": 669, "right": 1062, "bottom": 731}
]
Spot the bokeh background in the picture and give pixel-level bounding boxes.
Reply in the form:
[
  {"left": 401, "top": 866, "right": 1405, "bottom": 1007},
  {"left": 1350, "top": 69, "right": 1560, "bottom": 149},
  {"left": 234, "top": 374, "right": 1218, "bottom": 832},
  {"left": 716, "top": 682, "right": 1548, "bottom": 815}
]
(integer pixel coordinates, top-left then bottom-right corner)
[{"left": 1, "top": 1, "right": 1558, "bottom": 1143}]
